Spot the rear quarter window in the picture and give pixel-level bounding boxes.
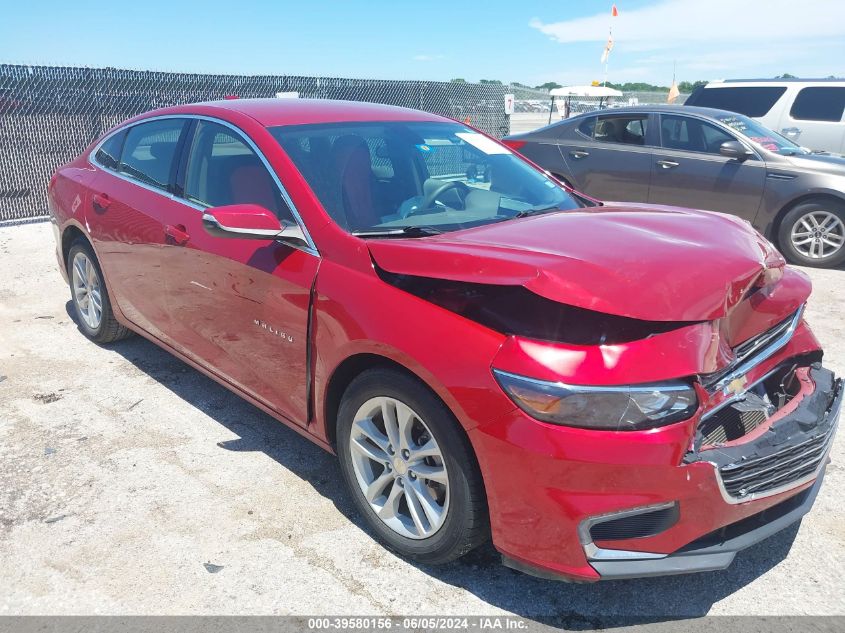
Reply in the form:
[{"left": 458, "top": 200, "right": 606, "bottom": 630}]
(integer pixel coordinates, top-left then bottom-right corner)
[
  {"left": 687, "top": 86, "right": 786, "bottom": 117},
  {"left": 790, "top": 87, "right": 845, "bottom": 122},
  {"left": 94, "top": 130, "right": 126, "bottom": 170}
]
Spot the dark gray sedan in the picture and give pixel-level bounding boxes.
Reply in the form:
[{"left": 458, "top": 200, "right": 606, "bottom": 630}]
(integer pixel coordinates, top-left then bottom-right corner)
[{"left": 504, "top": 105, "right": 845, "bottom": 267}]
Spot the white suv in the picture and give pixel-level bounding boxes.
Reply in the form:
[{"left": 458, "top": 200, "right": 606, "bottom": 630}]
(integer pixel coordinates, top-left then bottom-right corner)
[{"left": 685, "top": 79, "right": 845, "bottom": 154}]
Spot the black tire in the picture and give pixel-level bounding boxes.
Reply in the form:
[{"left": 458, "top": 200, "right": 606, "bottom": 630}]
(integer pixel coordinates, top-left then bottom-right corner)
[
  {"left": 337, "top": 368, "right": 489, "bottom": 564},
  {"left": 777, "top": 199, "right": 845, "bottom": 268},
  {"left": 67, "top": 239, "right": 133, "bottom": 344}
]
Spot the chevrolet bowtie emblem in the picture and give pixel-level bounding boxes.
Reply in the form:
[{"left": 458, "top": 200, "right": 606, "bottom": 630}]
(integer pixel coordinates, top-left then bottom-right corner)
[{"left": 724, "top": 376, "right": 748, "bottom": 397}]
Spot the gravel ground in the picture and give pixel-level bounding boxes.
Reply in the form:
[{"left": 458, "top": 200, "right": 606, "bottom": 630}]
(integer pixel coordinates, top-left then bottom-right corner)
[{"left": 1, "top": 221, "right": 843, "bottom": 618}]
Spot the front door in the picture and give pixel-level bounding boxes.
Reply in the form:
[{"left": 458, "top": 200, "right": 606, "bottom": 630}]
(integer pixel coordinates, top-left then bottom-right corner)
[
  {"left": 648, "top": 114, "right": 766, "bottom": 222},
  {"left": 160, "top": 119, "right": 319, "bottom": 425}
]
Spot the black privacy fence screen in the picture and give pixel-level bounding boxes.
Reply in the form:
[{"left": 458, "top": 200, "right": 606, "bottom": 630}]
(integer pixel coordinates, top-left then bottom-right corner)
[{"left": 0, "top": 64, "right": 511, "bottom": 221}]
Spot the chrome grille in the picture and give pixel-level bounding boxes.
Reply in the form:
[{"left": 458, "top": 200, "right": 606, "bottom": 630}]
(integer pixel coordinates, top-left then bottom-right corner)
[
  {"left": 718, "top": 423, "right": 835, "bottom": 499},
  {"left": 702, "top": 308, "right": 802, "bottom": 393}
]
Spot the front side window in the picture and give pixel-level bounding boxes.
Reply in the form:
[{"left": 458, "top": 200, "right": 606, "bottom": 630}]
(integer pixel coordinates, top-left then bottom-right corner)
[
  {"left": 270, "top": 121, "right": 582, "bottom": 234},
  {"left": 660, "top": 115, "right": 735, "bottom": 154},
  {"left": 790, "top": 87, "right": 845, "bottom": 122},
  {"left": 184, "top": 120, "right": 293, "bottom": 221},
  {"left": 590, "top": 115, "right": 648, "bottom": 146},
  {"left": 119, "top": 119, "right": 186, "bottom": 190}
]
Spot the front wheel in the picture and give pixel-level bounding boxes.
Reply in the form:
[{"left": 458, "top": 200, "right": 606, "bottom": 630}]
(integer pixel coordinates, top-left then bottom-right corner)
[
  {"left": 337, "top": 368, "right": 489, "bottom": 564},
  {"left": 777, "top": 200, "right": 845, "bottom": 268}
]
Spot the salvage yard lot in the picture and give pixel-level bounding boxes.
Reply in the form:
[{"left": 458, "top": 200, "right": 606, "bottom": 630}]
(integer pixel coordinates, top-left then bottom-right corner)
[{"left": 1, "top": 221, "right": 844, "bottom": 618}]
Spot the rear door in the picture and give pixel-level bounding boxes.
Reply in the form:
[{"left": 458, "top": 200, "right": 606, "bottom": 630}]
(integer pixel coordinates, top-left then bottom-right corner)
[
  {"left": 648, "top": 113, "right": 766, "bottom": 222},
  {"left": 780, "top": 86, "right": 845, "bottom": 153},
  {"left": 86, "top": 117, "right": 190, "bottom": 340},
  {"left": 161, "top": 118, "right": 319, "bottom": 425},
  {"left": 556, "top": 112, "right": 654, "bottom": 202}
]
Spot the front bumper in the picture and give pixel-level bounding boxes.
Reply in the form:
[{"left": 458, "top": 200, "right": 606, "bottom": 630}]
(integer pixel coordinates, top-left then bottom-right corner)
[{"left": 471, "top": 350, "right": 841, "bottom": 582}]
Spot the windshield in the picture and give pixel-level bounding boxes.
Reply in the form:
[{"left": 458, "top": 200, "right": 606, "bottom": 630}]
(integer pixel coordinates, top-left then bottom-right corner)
[
  {"left": 712, "top": 112, "right": 808, "bottom": 155},
  {"left": 269, "top": 121, "right": 582, "bottom": 235}
]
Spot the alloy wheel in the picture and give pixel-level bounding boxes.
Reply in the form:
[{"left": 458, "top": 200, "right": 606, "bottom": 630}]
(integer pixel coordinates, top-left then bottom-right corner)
[
  {"left": 71, "top": 251, "right": 103, "bottom": 329},
  {"left": 348, "top": 396, "right": 449, "bottom": 539},
  {"left": 790, "top": 210, "right": 845, "bottom": 260}
]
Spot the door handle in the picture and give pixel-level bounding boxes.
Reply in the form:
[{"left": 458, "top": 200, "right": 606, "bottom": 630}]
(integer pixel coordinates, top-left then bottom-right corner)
[
  {"left": 92, "top": 193, "right": 111, "bottom": 210},
  {"left": 569, "top": 150, "right": 590, "bottom": 159},
  {"left": 165, "top": 224, "right": 190, "bottom": 246},
  {"left": 781, "top": 127, "right": 802, "bottom": 139},
  {"left": 656, "top": 160, "right": 679, "bottom": 169}
]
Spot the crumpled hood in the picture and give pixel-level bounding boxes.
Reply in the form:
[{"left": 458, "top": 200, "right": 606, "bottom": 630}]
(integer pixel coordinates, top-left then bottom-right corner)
[{"left": 368, "top": 205, "right": 787, "bottom": 322}]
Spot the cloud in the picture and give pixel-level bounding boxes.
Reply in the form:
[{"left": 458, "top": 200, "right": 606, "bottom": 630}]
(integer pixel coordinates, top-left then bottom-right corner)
[
  {"left": 529, "top": 0, "right": 845, "bottom": 47},
  {"left": 412, "top": 54, "right": 445, "bottom": 62},
  {"left": 529, "top": 0, "right": 845, "bottom": 82}
]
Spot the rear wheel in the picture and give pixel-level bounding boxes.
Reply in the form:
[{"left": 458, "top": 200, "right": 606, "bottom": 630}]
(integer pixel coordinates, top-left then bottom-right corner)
[
  {"left": 778, "top": 200, "right": 845, "bottom": 268},
  {"left": 68, "top": 240, "right": 133, "bottom": 343},
  {"left": 337, "top": 368, "right": 489, "bottom": 564}
]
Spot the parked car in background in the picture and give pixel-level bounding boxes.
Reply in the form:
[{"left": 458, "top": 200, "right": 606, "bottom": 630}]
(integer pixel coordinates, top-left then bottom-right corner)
[
  {"left": 49, "top": 99, "right": 841, "bottom": 582},
  {"left": 685, "top": 79, "right": 845, "bottom": 153},
  {"left": 504, "top": 105, "right": 845, "bottom": 268}
]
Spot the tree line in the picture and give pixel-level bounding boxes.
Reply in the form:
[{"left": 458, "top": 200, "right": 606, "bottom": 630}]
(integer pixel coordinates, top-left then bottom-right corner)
[{"left": 450, "top": 74, "right": 839, "bottom": 93}]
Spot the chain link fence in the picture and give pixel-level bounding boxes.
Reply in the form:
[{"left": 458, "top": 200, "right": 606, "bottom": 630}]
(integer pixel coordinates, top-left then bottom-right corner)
[
  {"left": 508, "top": 86, "right": 689, "bottom": 134},
  {"left": 0, "top": 64, "right": 511, "bottom": 222}
]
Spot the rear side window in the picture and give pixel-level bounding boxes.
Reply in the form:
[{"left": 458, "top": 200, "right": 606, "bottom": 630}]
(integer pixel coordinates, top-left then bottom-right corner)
[
  {"left": 119, "top": 119, "right": 186, "bottom": 190},
  {"left": 94, "top": 130, "right": 126, "bottom": 170},
  {"left": 687, "top": 86, "right": 786, "bottom": 117},
  {"left": 184, "top": 120, "right": 293, "bottom": 221},
  {"left": 591, "top": 115, "right": 649, "bottom": 146},
  {"left": 790, "top": 87, "right": 845, "bottom": 122},
  {"left": 577, "top": 116, "right": 596, "bottom": 138}
]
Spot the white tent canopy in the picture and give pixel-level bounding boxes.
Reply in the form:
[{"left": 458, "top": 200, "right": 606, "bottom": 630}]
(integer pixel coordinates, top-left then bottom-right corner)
[
  {"left": 546, "top": 85, "right": 624, "bottom": 123},
  {"left": 550, "top": 85, "right": 623, "bottom": 98}
]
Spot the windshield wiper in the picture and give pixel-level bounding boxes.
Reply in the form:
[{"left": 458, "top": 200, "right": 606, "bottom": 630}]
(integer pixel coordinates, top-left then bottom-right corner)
[
  {"left": 512, "top": 205, "right": 563, "bottom": 219},
  {"left": 351, "top": 226, "right": 443, "bottom": 238}
]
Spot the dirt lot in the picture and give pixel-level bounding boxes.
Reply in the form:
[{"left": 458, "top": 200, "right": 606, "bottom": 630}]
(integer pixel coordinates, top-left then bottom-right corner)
[{"left": 1, "top": 221, "right": 844, "bottom": 618}]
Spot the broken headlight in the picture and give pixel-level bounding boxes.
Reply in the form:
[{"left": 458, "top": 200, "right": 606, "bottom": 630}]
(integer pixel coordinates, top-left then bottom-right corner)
[{"left": 493, "top": 369, "right": 698, "bottom": 430}]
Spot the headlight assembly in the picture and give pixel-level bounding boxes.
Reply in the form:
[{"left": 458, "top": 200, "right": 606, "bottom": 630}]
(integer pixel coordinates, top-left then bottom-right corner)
[{"left": 493, "top": 369, "right": 698, "bottom": 431}]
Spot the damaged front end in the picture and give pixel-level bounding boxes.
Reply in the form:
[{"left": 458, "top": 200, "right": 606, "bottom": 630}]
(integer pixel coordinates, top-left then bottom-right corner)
[
  {"left": 370, "top": 228, "right": 840, "bottom": 499},
  {"left": 688, "top": 358, "right": 841, "bottom": 504},
  {"left": 362, "top": 207, "right": 841, "bottom": 579}
]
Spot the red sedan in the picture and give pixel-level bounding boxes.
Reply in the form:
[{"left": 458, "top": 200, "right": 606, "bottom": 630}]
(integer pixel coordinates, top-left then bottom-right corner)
[{"left": 48, "top": 99, "right": 841, "bottom": 581}]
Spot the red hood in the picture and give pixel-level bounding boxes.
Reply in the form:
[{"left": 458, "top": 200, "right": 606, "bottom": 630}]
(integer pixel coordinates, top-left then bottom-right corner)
[{"left": 367, "top": 205, "right": 789, "bottom": 322}]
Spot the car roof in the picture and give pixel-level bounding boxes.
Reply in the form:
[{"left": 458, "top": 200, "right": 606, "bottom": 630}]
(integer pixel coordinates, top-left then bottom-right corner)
[
  {"left": 150, "top": 98, "right": 447, "bottom": 127},
  {"left": 714, "top": 78, "right": 845, "bottom": 84},
  {"left": 561, "top": 104, "right": 741, "bottom": 119}
]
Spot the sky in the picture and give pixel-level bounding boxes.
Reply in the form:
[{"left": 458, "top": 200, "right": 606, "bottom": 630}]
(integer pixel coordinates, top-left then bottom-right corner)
[{"left": 1, "top": 0, "right": 844, "bottom": 87}]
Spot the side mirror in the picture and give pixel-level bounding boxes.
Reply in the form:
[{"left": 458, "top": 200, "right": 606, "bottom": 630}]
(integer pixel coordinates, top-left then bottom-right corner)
[
  {"left": 719, "top": 140, "right": 754, "bottom": 161},
  {"left": 202, "top": 204, "right": 309, "bottom": 248}
]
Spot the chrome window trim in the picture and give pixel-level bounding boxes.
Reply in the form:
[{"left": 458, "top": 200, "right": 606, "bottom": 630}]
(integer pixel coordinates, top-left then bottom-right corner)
[
  {"left": 88, "top": 113, "right": 319, "bottom": 256},
  {"left": 577, "top": 502, "right": 677, "bottom": 561}
]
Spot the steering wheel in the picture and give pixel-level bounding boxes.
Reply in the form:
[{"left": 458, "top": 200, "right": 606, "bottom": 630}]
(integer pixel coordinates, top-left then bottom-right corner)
[{"left": 415, "top": 180, "right": 471, "bottom": 215}]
